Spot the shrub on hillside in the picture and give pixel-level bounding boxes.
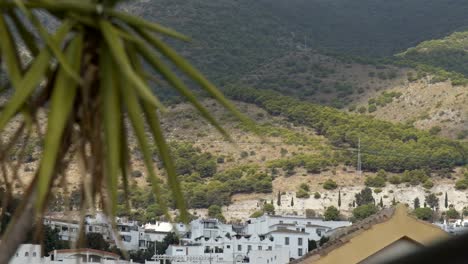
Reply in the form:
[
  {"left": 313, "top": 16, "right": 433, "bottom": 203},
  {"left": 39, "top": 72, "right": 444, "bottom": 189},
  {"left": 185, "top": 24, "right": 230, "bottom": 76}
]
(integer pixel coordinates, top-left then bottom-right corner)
[
  {"left": 352, "top": 204, "right": 378, "bottom": 221},
  {"left": 314, "top": 192, "right": 321, "bottom": 199},
  {"left": 413, "top": 207, "right": 433, "bottom": 221},
  {"left": 323, "top": 179, "right": 338, "bottom": 190},
  {"left": 365, "top": 176, "right": 386, "bottom": 187},
  {"left": 423, "top": 180, "right": 434, "bottom": 189},
  {"left": 296, "top": 188, "right": 310, "bottom": 199},
  {"left": 324, "top": 206, "right": 340, "bottom": 221},
  {"left": 445, "top": 208, "right": 460, "bottom": 219},
  {"left": 388, "top": 175, "right": 402, "bottom": 185}
]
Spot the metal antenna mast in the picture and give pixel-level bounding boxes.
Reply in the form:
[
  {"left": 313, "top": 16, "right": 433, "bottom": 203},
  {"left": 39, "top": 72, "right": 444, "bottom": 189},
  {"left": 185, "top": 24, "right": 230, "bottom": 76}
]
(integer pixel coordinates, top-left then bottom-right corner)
[{"left": 357, "top": 138, "right": 362, "bottom": 176}]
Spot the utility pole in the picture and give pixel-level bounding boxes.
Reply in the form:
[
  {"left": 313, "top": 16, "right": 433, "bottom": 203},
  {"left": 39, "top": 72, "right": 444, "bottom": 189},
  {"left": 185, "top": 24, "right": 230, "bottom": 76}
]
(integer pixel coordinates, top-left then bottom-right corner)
[{"left": 357, "top": 138, "right": 362, "bottom": 176}]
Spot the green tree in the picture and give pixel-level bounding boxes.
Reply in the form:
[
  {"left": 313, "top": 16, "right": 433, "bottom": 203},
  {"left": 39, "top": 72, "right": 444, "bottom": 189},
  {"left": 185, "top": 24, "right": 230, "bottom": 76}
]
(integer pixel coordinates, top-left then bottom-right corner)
[
  {"left": 44, "top": 226, "right": 68, "bottom": 256},
  {"left": 446, "top": 208, "right": 460, "bottom": 219},
  {"left": 338, "top": 190, "right": 342, "bottom": 208},
  {"left": 413, "top": 208, "right": 433, "bottom": 221},
  {"left": 291, "top": 197, "right": 294, "bottom": 207},
  {"left": 379, "top": 197, "right": 383, "bottom": 208},
  {"left": 355, "top": 187, "right": 374, "bottom": 206},
  {"left": 414, "top": 197, "right": 420, "bottom": 209},
  {"left": 308, "top": 240, "right": 317, "bottom": 251},
  {"left": 444, "top": 192, "right": 448, "bottom": 208},
  {"left": 425, "top": 194, "right": 439, "bottom": 210},
  {"left": 86, "top": 233, "right": 110, "bottom": 251},
  {"left": 352, "top": 204, "right": 378, "bottom": 221},
  {"left": 208, "top": 205, "right": 225, "bottom": 222},
  {"left": 277, "top": 191, "right": 281, "bottom": 206},
  {"left": 263, "top": 203, "right": 275, "bottom": 215},
  {"left": 323, "top": 179, "right": 338, "bottom": 190},
  {"left": 324, "top": 206, "right": 340, "bottom": 221}
]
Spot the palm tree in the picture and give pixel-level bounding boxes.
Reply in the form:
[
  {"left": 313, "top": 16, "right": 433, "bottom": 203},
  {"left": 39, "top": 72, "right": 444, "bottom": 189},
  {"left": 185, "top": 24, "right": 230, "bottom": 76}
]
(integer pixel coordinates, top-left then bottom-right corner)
[{"left": 0, "top": 0, "right": 250, "bottom": 261}]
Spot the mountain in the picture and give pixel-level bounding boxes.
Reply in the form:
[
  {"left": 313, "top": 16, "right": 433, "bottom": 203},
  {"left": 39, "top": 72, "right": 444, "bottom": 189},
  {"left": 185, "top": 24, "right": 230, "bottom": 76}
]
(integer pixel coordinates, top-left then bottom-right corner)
[
  {"left": 398, "top": 30, "right": 468, "bottom": 77},
  {"left": 120, "top": 0, "right": 468, "bottom": 84}
]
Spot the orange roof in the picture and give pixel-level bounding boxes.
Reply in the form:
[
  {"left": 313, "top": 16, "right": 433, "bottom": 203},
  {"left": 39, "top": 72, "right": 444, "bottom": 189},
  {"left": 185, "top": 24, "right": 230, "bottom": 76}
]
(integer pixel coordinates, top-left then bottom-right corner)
[{"left": 49, "top": 248, "right": 120, "bottom": 259}]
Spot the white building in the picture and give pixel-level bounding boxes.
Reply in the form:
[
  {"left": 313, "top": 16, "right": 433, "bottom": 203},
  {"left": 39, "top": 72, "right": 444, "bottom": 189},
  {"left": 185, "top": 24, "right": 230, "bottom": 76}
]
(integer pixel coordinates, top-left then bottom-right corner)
[
  {"left": 150, "top": 234, "right": 290, "bottom": 264},
  {"left": 10, "top": 244, "right": 42, "bottom": 263},
  {"left": 8, "top": 245, "right": 133, "bottom": 264},
  {"left": 44, "top": 214, "right": 187, "bottom": 252},
  {"left": 189, "top": 219, "right": 235, "bottom": 240},
  {"left": 246, "top": 214, "right": 351, "bottom": 241}
]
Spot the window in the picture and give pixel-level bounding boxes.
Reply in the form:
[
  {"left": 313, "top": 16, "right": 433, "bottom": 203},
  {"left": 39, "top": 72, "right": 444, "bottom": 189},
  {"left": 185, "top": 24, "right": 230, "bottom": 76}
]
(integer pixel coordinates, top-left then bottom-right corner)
[
  {"left": 25, "top": 252, "right": 29, "bottom": 257},
  {"left": 33, "top": 252, "right": 37, "bottom": 257},
  {"left": 226, "top": 245, "right": 231, "bottom": 249},
  {"left": 268, "top": 246, "right": 272, "bottom": 250},
  {"left": 298, "top": 238, "right": 303, "bottom": 246},
  {"left": 247, "top": 245, "right": 252, "bottom": 251},
  {"left": 298, "top": 248, "right": 303, "bottom": 256},
  {"left": 258, "top": 246, "right": 262, "bottom": 250},
  {"left": 285, "top": 237, "right": 289, "bottom": 245},
  {"left": 205, "top": 246, "right": 211, "bottom": 253},
  {"left": 279, "top": 221, "right": 283, "bottom": 224},
  {"left": 238, "top": 245, "right": 242, "bottom": 251}
]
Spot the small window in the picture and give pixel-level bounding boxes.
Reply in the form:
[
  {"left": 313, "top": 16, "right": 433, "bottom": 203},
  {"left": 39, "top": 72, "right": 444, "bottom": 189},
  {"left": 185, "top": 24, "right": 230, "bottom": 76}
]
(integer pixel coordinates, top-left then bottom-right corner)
[
  {"left": 33, "top": 252, "right": 37, "bottom": 257},
  {"left": 238, "top": 245, "right": 242, "bottom": 251},
  {"left": 258, "top": 246, "right": 262, "bottom": 250},
  {"left": 226, "top": 245, "right": 231, "bottom": 249},
  {"left": 279, "top": 221, "right": 283, "bottom": 224},
  {"left": 268, "top": 246, "right": 272, "bottom": 250},
  {"left": 298, "top": 238, "right": 303, "bottom": 246},
  {"left": 25, "top": 252, "right": 29, "bottom": 257},
  {"left": 298, "top": 248, "right": 303, "bottom": 256},
  {"left": 285, "top": 237, "right": 290, "bottom": 245},
  {"left": 247, "top": 245, "right": 252, "bottom": 251}
]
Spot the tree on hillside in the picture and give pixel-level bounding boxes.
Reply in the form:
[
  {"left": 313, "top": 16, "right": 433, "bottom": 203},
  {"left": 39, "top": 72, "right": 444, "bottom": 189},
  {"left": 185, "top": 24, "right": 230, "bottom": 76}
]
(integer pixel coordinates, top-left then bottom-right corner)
[
  {"left": 414, "top": 208, "right": 433, "bottom": 221},
  {"left": 446, "top": 208, "right": 460, "bottom": 219},
  {"left": 277, "top": 191, "right": 281, "bottom": 206},
  {"left": 338, "top": 190, "right": 341, "bottom": 208},
  {"left": 324, "top": 206, "right": 340, "bottom": 221},
  {"left": 352, "top": 204, "right": 378, "bottom": 221},
  {"left": 263, "top": 203, "right": 275, "bottom": 215},
  {"left": 426, "top": 194, "right": 439, "bottom": 210},
  {"left": 355, "top": 187, "right": 374, "bottom": 206},
  {"left": 0, "top": 0, "right": 251, "bottom": 260},
  {"left": 444, "top": 192, "right": 448, "bottom": 208},
  {"left": 291, "top": 197, "right": 294, "bottom": 207},
  {"left": 379, "top": 197, "right": 383, "bottom": 208},
  {"left": 208, "top": 205, "right": 225, "bottom": 222},
  {"left": 414, "top": 197, "right": 420, "bottom": 209}
]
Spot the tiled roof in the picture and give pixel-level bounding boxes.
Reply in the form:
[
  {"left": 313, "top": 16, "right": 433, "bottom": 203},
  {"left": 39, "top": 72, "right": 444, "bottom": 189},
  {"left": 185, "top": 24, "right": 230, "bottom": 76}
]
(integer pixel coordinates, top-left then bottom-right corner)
[{"left": 290, "top": 207, "right": 395, "bottom": 263}]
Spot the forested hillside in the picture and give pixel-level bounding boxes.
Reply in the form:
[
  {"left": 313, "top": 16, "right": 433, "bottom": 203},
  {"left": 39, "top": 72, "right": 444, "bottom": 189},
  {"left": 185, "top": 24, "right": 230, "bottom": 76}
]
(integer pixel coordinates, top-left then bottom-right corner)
[
  {"left": 399, "top": 30, "right": 468, "bottom": 77},
  {"left": 120, "top": 0, "right": 468, "bottom": 84},
  {"left": 226, "top": 87, "right": 467, "bottom": 172},
  {"left": 261, "top": 0, "right": 468, "bottom": 56}
]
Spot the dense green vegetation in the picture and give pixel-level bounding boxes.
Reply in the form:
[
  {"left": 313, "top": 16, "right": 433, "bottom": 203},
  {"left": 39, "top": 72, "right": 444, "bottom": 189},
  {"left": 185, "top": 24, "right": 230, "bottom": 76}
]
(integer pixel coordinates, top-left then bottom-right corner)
[
  {"left": 268, "top": 153, "right": 335, "bottom": 176},
  {"left": 324, "top": 206, "right": 340, "bottom": 221},
  {"left": 226, "top": 87, "right": 467, "bottom": 172},
  {"left": 262, "top": 0, "right": 468, "bottom": 56},
  {"left": 399, "top": 31, "right": 468, "bottom": 78},
  {"left": 118, "top": 0, "right": 468, "bottom": 86}
]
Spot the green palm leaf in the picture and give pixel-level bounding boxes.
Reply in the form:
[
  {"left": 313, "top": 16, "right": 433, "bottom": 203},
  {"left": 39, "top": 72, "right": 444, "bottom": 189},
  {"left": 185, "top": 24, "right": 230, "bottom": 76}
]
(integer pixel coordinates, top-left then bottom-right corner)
[{"left": 37, "top": 33, "right": 83, "bottom": 210}]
